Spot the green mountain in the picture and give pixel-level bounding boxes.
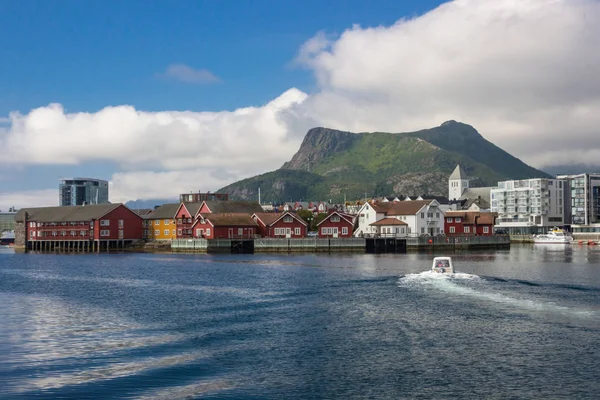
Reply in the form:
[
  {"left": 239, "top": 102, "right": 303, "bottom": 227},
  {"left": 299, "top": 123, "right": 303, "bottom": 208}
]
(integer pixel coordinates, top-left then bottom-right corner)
[{"left": 218, "top": 120, "right": 550, "bottom": 203}]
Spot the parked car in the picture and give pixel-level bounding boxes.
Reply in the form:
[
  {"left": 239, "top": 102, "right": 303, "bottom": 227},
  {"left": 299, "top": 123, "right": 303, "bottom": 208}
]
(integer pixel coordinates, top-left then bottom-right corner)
[{"left": 307, "top": 231, "right": 318, "bottom": 238}]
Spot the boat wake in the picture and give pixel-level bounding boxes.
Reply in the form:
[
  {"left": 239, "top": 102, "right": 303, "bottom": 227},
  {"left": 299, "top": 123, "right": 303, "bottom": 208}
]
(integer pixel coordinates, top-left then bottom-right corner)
[{"left": 398, "top": 271, "right": 599, "bottom": 320}]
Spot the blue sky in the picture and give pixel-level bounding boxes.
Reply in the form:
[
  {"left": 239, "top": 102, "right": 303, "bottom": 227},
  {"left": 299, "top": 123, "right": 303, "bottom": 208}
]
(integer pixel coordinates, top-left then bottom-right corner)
[
  {"left": 1, "top": 0, "right": 598, "bottom": 209},
  {"left": 0, "top": 0, "right": 443, "bottom": 115}
]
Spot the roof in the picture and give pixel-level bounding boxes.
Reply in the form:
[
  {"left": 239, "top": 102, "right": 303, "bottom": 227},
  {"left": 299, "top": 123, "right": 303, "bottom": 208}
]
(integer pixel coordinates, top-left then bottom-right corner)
[
  {"left": 462, "top": 197, "right": 490, "bottom": 210},
  {"left": 459, "top": 187, "right": 493, "bottom": 203},
  {"left": 317, "top": 211, "right": 355, "bottom": 226},
  {"left": 132, "top": 208, "right": 153, "bottom": 216},
  {"left": 449, "top": 165, "right": 468, "bottom": 180},
  {"left": 252, "top": 212, "right": 307, "bottom": 227},
  {"left": 200, "top": 213, "right": 258, "bottom": 227},
  {"left": 182, "top": 202, "right": 204, "bottom": 217},
  {"left": 145, "top": 203, "right": 180, "bottom": 220},
  {"left": 14, "top": 204, "right": 124, "bottom": 223},
  {"left": 370, "top": 218, "right": 408, "bottom": 226},
  {"left": 445, "top": 211, "right": 497, "bottom": 225},
  {"left": 368, "top": 202, "right": 396, "bottom": 213},
  {"left": 202, "top": 200, "right": 263, "bottom": 215},
  {"left": 386, "top": 200, "right": 433, "bottom": 216},
  {"left": 419, "top": 195, "right": 450, "bottom": 204}
]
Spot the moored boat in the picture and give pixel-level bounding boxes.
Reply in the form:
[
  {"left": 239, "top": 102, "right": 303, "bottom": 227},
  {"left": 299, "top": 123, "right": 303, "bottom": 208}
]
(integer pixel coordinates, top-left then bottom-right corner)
[{"left": 532, "top": 227, "right": 572, "bottom": 244}]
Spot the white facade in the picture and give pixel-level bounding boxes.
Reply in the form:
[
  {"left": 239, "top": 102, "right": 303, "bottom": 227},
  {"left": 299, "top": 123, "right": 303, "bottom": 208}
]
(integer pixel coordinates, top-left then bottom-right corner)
[
  {"left": 491, "top": 178, "right": 568, "bottom": 234},
  {"left": 556, "top": 173, "right": 600, "bottom": 226},
  {"left": 354, "top": 200, "right": 445, "bottom": 237},
  {"left": 448, "top": 165, "right": 469, "bottom": 201}
]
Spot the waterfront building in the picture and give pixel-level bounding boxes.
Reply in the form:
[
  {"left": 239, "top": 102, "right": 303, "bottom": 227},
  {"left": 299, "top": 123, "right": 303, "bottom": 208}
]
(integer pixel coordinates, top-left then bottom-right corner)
[
  {"left": 14, "top": 204, "right": 143, "bottom": 250},
  {"left": 143, "top": 203, "right": 180, "bottom": 241},
  {"left": 491, "top": 178, "right": 568, "bottom": 234},
  {"left": 192, "top": 213, "right": 257, "bottom": 239},
  {"left": 317, "top": 211, "right": 355, "bottom": 238},
  {"left": 556, "top": 173, "right": 600, "bottom": 226},
  {"left": 59, "top": 178, "right": 109, "bottom": 206},
  {"left": 252, "top": 212, "right": 308, "bottom": 238},
  {"left": 0, "top": 207, "right": 17, "bottom": 233},
  {"left": 368, "top": 218, "right": 408, "bottom": 238},
  {"left": 444, "top": 211, "right": 497, "bottom": 236},
  {"left": 179, "top": 192, "right": 229, "bottom": 202},
  {"left": 354, "top": 199, "right": 444, "bottom": 237}
]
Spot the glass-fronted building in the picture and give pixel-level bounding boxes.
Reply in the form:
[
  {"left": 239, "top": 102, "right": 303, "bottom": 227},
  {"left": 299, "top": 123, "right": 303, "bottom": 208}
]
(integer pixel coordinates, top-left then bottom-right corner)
[
  {"left": 59, "top": 178, "right": 109, "bottom": 206},
  {"left": 556, "top": 173, "right": 600, "bottom": 226},
  {"left": 491, "top": 178, "right": 568, "bottom": 234}
]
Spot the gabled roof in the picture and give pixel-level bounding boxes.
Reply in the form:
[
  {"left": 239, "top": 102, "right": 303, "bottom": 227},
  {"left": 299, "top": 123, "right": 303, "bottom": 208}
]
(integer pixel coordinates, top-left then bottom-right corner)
[
  {"left": 132, "top": 208, "right": 153, "bottom": 216},
  {"left": 419, "top": 195, "right": 450, "bottom": 204},
  {"left": 196, "top": 213, "right": 258, "bottom": 227},
  {"left": 15, "top": 203, "right": 127, "bottom": 223},
  {"left": 386, "top": 200, "right": 434, "bottom": 216},
  {"left": 145, "top": 203, "right": 180, "bottom": 220},
  {"left": 370, "top": 218, "right": 408, "bottom": 226},
  {"left": 201, "top": 200, "right": 263, "bottom": 215},
  {"left": 445, "top": 211, "right": 497, "bottom": 225},
  {"left": 252, "top": 212, "right": 307, "bottom": 227},
  {"left": 462, "top": 197, "right": 490, "bottom": 210},
  {"left": 316, "top": 211, "right": 354, "bottom": 226},
  {"left": 449, "top": 165, "right": 468, "bottom": 180},
  {"left": 182, "top": 202, "right": 204, "bottom": 217},
  {"left": 367, "top": 202, "right": 396, "bottom": 213},
  {"left": 459, "top": 187, "right": 493, "bottom": 203}
]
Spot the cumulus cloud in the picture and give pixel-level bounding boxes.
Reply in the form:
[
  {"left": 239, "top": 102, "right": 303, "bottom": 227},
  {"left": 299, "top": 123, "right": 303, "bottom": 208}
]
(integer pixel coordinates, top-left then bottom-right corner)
[
  {"left": 1, "top": 0, "right": 599, "bottom": 205},
  {"left": 159, "top": 64, "right": 221, "bottom": 84}
]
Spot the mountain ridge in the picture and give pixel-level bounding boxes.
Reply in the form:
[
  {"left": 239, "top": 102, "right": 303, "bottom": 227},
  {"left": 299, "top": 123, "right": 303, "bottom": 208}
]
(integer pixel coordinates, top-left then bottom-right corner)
[{"left": 218, "top": 121, "right": 550, "bottom": 202}]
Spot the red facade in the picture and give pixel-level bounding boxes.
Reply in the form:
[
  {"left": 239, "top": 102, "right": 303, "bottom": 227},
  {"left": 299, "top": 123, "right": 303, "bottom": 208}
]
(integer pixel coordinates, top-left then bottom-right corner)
[
  {"left": 253, "top": 212, "right": 307, "bottom": 238},
  {"left": 444, "top": 212, "right": 497, "bottom": 236},
  {"left": 192, "top": 214, "right": 258, "bottom": 239},
  {"left": 174, "top": 204, "right": 195, "bottom": 238},
  {"left": 26, "top": 204, "right": 143, "bottom": 241},
  {"left": 317, "top": 212, "right": 354, "bottom": 238}
]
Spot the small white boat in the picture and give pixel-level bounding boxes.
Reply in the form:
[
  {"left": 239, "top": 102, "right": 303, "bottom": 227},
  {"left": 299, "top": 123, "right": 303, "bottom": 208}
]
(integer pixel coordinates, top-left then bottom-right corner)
[
  {"left": 432, "top": 257, "right": 454, "bottom": 274},
  {"left": 532, "top": 227, "right": 572, "bottom": 244}
]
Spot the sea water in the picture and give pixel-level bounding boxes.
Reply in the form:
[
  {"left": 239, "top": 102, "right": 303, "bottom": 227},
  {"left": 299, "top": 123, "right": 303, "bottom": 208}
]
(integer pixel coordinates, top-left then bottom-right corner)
[{"left": 0, "top": 245, "right": 599, "bottom": 399}]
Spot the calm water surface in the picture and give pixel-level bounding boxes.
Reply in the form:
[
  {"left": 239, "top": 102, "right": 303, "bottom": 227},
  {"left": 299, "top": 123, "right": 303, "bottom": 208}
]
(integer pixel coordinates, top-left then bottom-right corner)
[{"left": 0, "top": 245, "right": 599, "bottom": 399}]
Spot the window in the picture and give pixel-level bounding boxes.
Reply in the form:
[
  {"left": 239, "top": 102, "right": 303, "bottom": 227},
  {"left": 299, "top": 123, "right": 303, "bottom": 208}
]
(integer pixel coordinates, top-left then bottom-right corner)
[
  {"left": 119, "top": 219, "right": 124, "bottom": 227},
  {"left": 483, "top": 227, "right": 489, "bottom": 234},
  {"left": 70, "top": 231, "right": 76, "bottom": 236},
  {"left": 295, "top": 227, "right": 301, "bottom": 235},
  {"left": 81, "top": 230, "right": 87, "bottom": 236},
  {"left": 187, "top": 218, "right": 192, "bottom": 224},
  {"left": 164, "top": 230, "right": 169, "bottom": 236},
  {"left": 421, "top": 227, "right": 425, "bottom": 234},
  {"left": 447, "top": 217, "right": 453, "bottom": 223},
  {"left": 427, "top": 212, "right": 433, "bottom": 218},
  {"left": 331, "top": 215, "right": 340, "bottom": 222},
  {"left": 449, "top": 227, "right": 455, "bottom": 233},
  {"left": 172, "top": 230, "right": 176, "bottom": 235},
  {"left": 100, "top": 220, "right": 110, "bottom": 226},
  {"left": 100, "top": 230, "right": 110, "bottom": 237},
  {"left": 155, "top": 220, "right": 160, "bottom": 226},
  {"left": 61, "top": 231, "right": 66, "bottom": 236},
  {"left": 29, "top": 231, "right": 35, "bottom": 238},
  {"left": 155, "top": 230, "right": 160, "bottom": 235},
  {"left": 206, "top": 228, "right": 210, "bottom": 236},
  {"left": 238, "top": 228, "right": 243, "bottom": 236},
  {"left": 464, "top": 226, "right": 470, "bottom": 233},
  {"left": 421, "top": 213, "right": 425, "bottom": 218},
  {"left": 196, "top": 229, "right": 201, "bottom": 237},
  {"left": 456, "top": 217, "right": 462, "bottom": 223},
  {"left": 283, "top": 216, "right": 293, "bottom": 223},
  {"left": 164, "top": 219, "right": 169, "bottom": 225},
  {"left": 342, "top": 227, "right": 348, "bottom": 235},
  {"left": 436, "top": 212, "right": 440, "bottom": 218}
]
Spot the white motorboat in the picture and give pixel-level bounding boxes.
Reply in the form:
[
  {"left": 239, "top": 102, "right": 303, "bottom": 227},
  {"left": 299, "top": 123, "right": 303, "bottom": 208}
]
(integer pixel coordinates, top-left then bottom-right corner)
[
  {"left": 532, "top": 228, "right": 572, "bottom": 244},
  {"left": 432, "top": 257, "right": 454, "bottom": 274}
]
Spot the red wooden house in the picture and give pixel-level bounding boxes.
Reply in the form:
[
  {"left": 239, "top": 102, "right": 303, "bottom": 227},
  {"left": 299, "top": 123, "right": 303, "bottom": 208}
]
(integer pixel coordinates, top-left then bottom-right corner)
[
  {"left": 14, "top": 203, "right": 143, "bottom": 250},
  {"left": 174, "top": 202, "right": 203, "bottom": 238},
  {"left": 317, "top": 211, "right": 355, "bottom": 238},
  {"left": 444, "top": 211, "right": 497, "bottom": 236},
  {"left": 192, "top": 213, "right": 258, "bottom": 239},
  {"left": 252, "top": 212, "right": 308, "bottom": 238}
]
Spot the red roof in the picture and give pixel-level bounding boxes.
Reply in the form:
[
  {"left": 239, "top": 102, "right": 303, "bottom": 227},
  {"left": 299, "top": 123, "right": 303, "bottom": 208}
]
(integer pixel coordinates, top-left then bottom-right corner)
[{"left": 370, "top": 217, "right": 408, "bottom": 226}]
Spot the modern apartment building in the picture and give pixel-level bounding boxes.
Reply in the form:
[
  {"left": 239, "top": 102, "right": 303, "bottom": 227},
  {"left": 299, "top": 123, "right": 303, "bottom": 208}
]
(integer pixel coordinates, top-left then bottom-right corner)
[
  {"left": 556, "top": 173, "right": 600, "bottom": 226},
  {"left": 59, "top": 178, "right": 109, "bottom": 206},
  {"left": 491, "top": 178, "right": 568, "bottom": 234}
]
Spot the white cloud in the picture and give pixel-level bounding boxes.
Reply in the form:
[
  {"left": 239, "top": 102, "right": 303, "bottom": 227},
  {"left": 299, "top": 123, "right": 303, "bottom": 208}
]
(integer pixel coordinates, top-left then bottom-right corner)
[
  {"left": 2, "top": 0, "right": 600, "bottom": 206},
  {"left": 159, "top": 64, "right": 221, "bottom": 84},
  {"left": 0, "top": 189, "right": 57, "bottom": 211}
]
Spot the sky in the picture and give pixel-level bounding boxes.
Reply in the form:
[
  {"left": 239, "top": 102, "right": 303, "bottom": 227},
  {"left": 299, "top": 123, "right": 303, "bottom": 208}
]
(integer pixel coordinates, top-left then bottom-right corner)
[{"left": 1, "top": 0, "right": 599, "bottom": 210}]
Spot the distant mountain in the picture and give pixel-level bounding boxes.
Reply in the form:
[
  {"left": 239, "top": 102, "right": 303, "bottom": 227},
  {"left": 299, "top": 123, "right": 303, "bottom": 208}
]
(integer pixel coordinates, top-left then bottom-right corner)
[
  {"left": 542, "top": 164, "right": 600, "bottom": 177},
  {"left": 218, "top": 121, "right": 550, "bottom": 202},
  {"left": 125, "top": 198, "right": 178, "bottom": 210}
]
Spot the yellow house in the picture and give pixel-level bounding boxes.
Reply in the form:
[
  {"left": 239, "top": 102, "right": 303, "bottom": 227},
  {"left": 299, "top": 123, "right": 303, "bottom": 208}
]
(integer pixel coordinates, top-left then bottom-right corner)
[{"left": 143, "top": 203, "right": 180, "bottom": 241}]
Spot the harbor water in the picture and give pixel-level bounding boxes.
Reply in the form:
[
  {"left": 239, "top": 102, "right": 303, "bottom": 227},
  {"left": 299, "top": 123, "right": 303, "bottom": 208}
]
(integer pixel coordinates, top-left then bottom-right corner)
[{"left": 1, "top": 245, "right": 599, "bottom": 399}]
